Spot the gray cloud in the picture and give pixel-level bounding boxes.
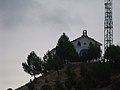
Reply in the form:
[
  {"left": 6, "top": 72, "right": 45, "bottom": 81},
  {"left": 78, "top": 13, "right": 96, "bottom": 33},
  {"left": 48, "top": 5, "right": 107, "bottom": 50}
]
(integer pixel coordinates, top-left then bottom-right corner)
[
  {"left": 0, "top": 0, "right": 85, "bottom": 31},
  {"left": 0, "top": 0, "right": 31, "bottom": 29}
]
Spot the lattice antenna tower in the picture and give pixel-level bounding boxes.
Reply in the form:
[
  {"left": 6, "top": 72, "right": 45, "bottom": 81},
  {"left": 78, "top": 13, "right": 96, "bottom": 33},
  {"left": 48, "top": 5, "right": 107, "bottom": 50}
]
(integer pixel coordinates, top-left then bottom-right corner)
[{"left": 104, "top": 0, "right": 113, "bottom": 51}]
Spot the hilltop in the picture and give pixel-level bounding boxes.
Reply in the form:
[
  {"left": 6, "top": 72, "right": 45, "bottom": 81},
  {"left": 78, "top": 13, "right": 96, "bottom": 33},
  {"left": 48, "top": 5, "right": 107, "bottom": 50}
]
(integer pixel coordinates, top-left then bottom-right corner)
[
  {"left": 16, "top": 63, "right": 80, "bottom": 90},
  {"left": 16, "top": 63, "right": 120, "bottom": 90}
]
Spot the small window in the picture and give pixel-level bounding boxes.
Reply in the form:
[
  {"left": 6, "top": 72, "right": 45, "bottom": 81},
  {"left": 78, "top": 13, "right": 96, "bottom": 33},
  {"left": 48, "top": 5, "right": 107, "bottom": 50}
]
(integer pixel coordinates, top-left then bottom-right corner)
[
  {"left": 84, "top": 42, "right": 86, "bottom": 45},
  {"left": 77, "top": 41, "right": 81, "bottom": 46},
  {"left": 89, "top": 42, "right": 92, "bottom": 46}
]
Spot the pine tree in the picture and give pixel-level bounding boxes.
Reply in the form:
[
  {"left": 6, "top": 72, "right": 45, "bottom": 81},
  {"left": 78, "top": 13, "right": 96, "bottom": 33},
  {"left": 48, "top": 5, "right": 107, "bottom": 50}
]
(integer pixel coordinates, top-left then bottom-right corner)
[
  {"left": 42, "top": 51, "right": 53, "bottom": 74},
  {"left": 52, "top": 54, "right": 64, "bottom": 78},
  {"left": 87, "top": 44, "right": 101, "bottom": 62},
  {"left": 22, "top": 51, "right": 42, "bottom": 79},
  {"left": 105, "top": 45, "right": 120, "bottom": 63},
  {"left": 56, "top": 33, "right": 79, "bottom": 63}
]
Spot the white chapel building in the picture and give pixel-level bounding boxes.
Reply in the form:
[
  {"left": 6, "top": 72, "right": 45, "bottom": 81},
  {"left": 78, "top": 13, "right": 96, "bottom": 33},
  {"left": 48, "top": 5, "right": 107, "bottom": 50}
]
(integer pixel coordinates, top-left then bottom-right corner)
[
  {"left": 50, "top": 30, "right": 102, "bottom": 56},
  {"left": 72, "top": 30, "right": 102, "bottom": 55}
]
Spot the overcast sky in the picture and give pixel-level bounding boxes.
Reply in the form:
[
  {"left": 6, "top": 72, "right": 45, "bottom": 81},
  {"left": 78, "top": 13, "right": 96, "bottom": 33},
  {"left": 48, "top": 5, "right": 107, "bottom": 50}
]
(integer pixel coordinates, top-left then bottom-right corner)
[{"left": 0, "top": 0, "right": 120, "bottom": 90}]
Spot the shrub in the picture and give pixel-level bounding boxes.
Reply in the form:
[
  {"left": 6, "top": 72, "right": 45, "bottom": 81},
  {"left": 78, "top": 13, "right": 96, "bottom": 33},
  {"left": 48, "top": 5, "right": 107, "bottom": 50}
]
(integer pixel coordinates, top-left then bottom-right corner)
[
  {"left": 80, "top": 63, "right": 111, "bottom": 88},
  {"left": 45, "top": 78, "right": 49, "bottom": 83},
  {"left": 74, "top": 80, "right": 84, "bottom": 90},
  {"left": 41, "top": 85, "right": 52, "bottom": 90},
  {"left": 80, "top": 63, "right": 87, "bottom": 77},
  {"left": 64, "top": 79, "right": 72, "bottom": 90},
  {"left": 92, "top": 63, "right": 111, "bottom": 82},
  {"left": 112, "top": 81, "right": 120, "bottom": 90},
  {"left": 54, "top": 80, "right": 65, "bottom": 90},
  {"left": 65, "top": 65, "right": 72, "bottom": 77},
  {"left": 65, "top": 65, "right": 77, "bottom": 85}
]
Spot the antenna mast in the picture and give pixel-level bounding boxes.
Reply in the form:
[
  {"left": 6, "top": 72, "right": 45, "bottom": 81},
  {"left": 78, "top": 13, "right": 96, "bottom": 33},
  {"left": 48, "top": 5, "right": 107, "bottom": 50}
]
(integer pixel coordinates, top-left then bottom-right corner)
[{"left": 104, "top": 0, "right": 113, "bottom": 51}]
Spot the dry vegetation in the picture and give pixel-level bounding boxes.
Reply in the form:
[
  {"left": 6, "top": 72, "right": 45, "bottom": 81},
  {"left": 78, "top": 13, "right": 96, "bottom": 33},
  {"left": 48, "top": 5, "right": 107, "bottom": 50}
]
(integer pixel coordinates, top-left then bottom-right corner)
[{"left": 16, "top": 63, "right": 120, "bottom": 90}]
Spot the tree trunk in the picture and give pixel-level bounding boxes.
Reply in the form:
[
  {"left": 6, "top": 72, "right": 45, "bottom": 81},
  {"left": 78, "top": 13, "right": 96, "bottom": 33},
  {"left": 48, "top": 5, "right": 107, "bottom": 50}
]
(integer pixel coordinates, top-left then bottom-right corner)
[
  {"left": 57, "top": 70, "right": 59, "bottom": 79},
  {"left": 33, "top": 74, "right": 36, "bottom": 80}
]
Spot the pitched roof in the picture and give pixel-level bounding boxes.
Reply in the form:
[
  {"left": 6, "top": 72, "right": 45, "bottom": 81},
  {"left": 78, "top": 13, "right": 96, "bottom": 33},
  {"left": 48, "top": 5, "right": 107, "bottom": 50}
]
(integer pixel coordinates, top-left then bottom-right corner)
[{"left": 71, "top": 35, "right": 102, "bottom": 46}]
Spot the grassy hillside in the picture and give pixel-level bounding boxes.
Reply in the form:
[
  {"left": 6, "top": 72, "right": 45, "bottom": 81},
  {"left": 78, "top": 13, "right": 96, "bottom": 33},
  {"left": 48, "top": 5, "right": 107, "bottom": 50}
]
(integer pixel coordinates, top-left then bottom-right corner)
[{"left": 16, "top": 63, "right": 120, "bottom": 90}]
